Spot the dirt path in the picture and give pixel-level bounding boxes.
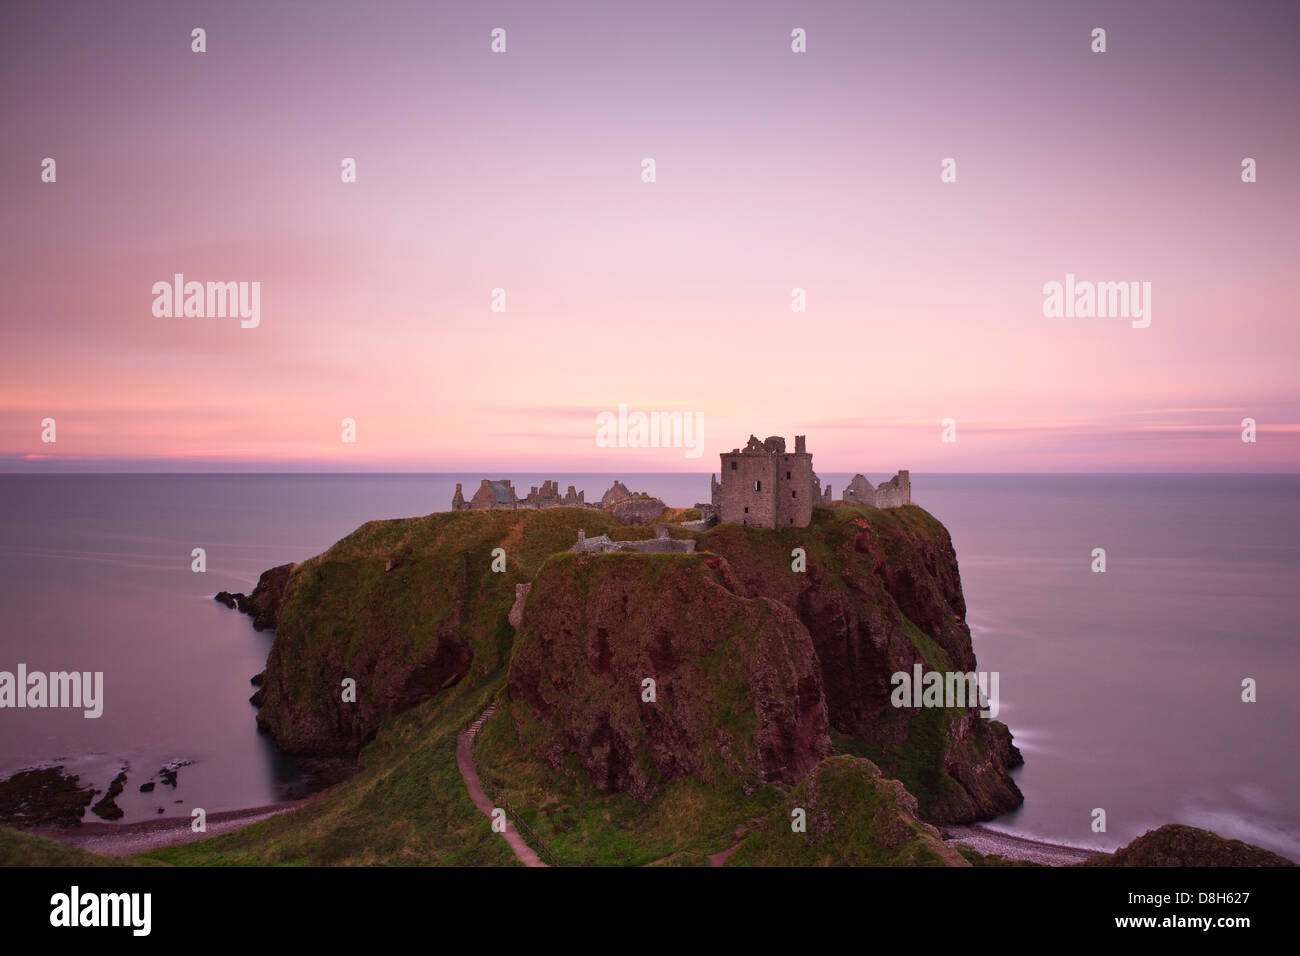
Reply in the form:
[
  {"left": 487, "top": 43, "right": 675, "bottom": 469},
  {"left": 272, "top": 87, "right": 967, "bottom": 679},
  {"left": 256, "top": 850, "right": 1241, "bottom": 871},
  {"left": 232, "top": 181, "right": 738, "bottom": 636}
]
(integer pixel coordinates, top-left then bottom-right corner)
[
  {"left": 709, "top": 816, "right": 766, "bottom": 866},
  {"left": 943, "top": 824, "right": 1102, "bottom": 866},
  {"left": 456, "top": 703, "right": 549, "bottom": 867},
  {"left": 709, "top": 840, "right": 743, "bottom": 866}
]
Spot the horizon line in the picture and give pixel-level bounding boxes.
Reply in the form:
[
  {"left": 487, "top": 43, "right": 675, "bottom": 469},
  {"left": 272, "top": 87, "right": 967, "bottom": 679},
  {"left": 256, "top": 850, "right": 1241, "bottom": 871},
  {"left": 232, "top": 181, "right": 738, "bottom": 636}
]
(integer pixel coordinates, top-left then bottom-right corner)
[{"left": 3, "top": 470, "right": 1298, "bottom": 478}]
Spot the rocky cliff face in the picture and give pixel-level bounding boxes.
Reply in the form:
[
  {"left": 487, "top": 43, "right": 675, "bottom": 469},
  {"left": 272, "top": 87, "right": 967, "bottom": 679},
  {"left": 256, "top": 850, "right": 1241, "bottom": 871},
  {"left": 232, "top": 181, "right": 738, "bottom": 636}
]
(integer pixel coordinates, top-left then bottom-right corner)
[
  {"left": 699, "top": 506, "right": 1023, "bottom": 824},
  {"left": 249, "top": 509, "right": 665, "bottom": 755},
  {"left": 214, "top": 562, "right": 294, "bottom": 631},
  {"left": 507, "top": 553, "right": 831, "bottom": 799}
]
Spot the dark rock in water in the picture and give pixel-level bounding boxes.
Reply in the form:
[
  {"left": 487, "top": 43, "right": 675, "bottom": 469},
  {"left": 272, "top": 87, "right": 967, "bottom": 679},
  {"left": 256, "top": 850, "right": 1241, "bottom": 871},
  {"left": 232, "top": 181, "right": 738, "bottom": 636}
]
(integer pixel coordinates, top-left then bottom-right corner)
[
  {"left": 215, "top": 564, "right": 294, "bottom": 631},
  {"left": 156, "top": 808, "right": 164, "bottom": 814},
  {"left": 90, "top": 770, "right": 128, "bottom": 821},
  {"left": 152, "top": 759, "right": 193, "bottom": 791},
  {"left": 0, "top": 767, "right": 96, "bottom": 827},
  {"left": 250, "top": 672, "right": 264, "bottom": 687},
  {"left": 1082, "top": 824, "right": 1296, "bottom": 867},
  {"left": 139, "top": 781, "right": 155, "bottom": 793},
  {"left": 247, "top": 564, "right": 293, "bottom": 631}
]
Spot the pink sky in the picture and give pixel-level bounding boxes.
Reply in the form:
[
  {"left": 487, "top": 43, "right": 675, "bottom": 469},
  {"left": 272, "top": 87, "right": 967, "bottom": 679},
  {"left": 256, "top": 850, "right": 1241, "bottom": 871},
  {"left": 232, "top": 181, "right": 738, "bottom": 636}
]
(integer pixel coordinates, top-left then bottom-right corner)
[{"left": 2, "top": 0, "right": 1297, "bottom": 472}]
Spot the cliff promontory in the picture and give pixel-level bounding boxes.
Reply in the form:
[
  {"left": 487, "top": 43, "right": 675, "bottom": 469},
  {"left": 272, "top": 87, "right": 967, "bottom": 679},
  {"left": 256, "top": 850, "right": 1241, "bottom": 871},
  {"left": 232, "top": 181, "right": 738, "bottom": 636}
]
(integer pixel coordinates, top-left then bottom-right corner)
[{"left": 241, "top": 502, "right": 1021, "bottom": 829}]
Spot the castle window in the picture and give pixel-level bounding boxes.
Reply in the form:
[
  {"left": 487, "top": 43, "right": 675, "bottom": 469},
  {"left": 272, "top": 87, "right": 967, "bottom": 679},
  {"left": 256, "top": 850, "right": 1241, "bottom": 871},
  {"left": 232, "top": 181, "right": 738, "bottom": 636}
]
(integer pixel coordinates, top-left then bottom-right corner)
[
  {"left": 744, "top": 507, "right": 749, "bottom": 514},
  {"left": 792, "top": 491, "right": 797, "bottom": 498},
  {"left": 755, "top": 480, "right": 762, "bottom": 492},
  {"left": 786, "top": 471, "right": 791, "bottom": 480},
  {"left": 789, "top": 518, "right": 794, "bottom": 525},
  {"left": 730, "top": 462, "right": 737, "bottom": 471}
]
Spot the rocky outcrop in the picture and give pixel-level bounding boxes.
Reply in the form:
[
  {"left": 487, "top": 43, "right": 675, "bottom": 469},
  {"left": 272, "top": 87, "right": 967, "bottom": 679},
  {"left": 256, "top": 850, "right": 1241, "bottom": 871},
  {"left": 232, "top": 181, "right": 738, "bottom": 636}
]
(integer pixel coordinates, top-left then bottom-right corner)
[
  {"left": 240, "top": 503, "right": 1018, "bottom": 828},
  {"left": 1082, "top": 825, "right": 1295, "bottom": 867},
  {"left": 89, "top": 770, "right": 127, "bottom": 821},
  {"left": 255, "top": 552, "right": 476, "bottom": 754},
  {"left": 607, "top": 495, "right": 666, "bottom": 526},
  {"left": 699, "top": 506, "right": 1022, "bottom": 824},
  {"left": 214, "top": 562, "right": 294, "bottom": 631},
  {"left": 0, "top": 768, "right": 95, "bottom": 828},
  {"left": 507, "top": 583, "right": 531, "bottom": 629},
  {"left": 251, "top": 509, "right": 650, "bottom": 756},
  {"left": 508, "top": 552, "right": 831, "bottom": 799},
  {"left": 725, "top": 756, "right": 969, "bottom": 866}
]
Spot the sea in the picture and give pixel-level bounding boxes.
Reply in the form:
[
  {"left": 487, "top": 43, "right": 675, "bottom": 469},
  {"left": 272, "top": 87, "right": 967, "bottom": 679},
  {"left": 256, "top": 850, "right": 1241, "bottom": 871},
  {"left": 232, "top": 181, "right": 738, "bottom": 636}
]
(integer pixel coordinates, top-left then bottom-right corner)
[{"left": 0, "top": 473, "right": 1296, "bottom": 860}]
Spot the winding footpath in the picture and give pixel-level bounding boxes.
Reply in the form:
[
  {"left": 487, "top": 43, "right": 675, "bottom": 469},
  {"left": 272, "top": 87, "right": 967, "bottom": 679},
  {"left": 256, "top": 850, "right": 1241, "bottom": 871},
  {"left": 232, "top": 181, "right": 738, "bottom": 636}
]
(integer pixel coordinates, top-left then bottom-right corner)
[
  {"left": 456, "top": 703, "right": 549, "bottom": 867},
  {"left": 455, "top": 704, "right": 1095, "bottom": 868}
]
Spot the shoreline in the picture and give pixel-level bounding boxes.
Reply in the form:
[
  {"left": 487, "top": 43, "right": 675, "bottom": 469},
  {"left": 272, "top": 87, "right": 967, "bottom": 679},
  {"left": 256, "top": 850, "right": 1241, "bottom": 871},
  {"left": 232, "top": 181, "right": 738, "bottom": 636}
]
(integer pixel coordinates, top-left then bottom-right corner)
[
  {"left": 942, "top": 824, "right": 1103, "bottom": 866},
  {"left": 25, "top": 800, "right": 311, "bottom": 857},
  {"left": 22, "top": 796, "right": 1105, "bottom": 866}
]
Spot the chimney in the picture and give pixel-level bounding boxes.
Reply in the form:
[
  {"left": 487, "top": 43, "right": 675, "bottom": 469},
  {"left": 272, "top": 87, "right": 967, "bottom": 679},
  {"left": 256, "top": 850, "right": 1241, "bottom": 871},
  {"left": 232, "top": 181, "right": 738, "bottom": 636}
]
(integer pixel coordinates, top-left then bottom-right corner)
[{"left": 795, "top": 435, "right": 807, "bottom": 454}]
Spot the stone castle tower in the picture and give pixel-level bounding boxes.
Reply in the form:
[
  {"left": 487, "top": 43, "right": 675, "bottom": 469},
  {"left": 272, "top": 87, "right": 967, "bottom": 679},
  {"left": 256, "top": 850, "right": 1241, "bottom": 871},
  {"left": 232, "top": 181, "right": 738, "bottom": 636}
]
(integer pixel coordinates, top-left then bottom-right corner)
[
  {"left": 705, "top": 434, "right": 911, "bottom": 529},
  {"left": 718, "top": 435, "right": 815, "bottom": 528}
]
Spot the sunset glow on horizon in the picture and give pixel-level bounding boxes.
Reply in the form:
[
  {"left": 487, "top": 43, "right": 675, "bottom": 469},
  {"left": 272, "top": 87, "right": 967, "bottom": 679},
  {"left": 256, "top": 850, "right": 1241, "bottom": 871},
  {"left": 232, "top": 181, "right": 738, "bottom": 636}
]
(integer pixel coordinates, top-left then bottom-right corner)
[{"left": 3, "top": 0, "right": 1297, "bottom": 473}]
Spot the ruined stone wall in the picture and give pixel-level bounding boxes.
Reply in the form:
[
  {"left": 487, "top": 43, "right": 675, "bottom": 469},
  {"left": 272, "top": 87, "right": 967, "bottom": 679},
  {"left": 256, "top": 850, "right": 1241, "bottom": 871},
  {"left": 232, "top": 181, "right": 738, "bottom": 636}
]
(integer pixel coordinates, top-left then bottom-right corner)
[
  {"left": 720, "top": 452, "right": 778, "bottom": 527},
  {"left": 843, "top": 474, "right": 875, "bottom": 504},
  {"left": 601, "top": 481, "right": 633, "bottom": 509},
  {"left": 455, "top": 478, "right": 598, "bottom": 512},
  {"left": 873, "top": 470, "right": 911, "bottom": 508},
  {"left": 773, "top": 452, "right": 814, "bottom": 528},
  {"left": 469, "top": 479, "right": 516, "bottom": 510},
  {"left": 570, "top": 530, "right": 695, "bottom": 554}
]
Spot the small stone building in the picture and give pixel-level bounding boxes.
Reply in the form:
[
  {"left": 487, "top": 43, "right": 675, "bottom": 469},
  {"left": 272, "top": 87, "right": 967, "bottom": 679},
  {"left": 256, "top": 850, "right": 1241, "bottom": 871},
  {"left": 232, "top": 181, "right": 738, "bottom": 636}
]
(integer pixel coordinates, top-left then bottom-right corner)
[{"left": 453, "top": 479, "right": 519, "bottom": 510}]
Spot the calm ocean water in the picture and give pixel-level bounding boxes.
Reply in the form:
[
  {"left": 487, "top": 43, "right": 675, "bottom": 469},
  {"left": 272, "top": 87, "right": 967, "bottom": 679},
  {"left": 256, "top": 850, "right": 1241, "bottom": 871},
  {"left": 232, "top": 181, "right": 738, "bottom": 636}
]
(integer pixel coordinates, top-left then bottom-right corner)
[{"left": 0, "top": 473, "right": 1296, "bottom": 859}]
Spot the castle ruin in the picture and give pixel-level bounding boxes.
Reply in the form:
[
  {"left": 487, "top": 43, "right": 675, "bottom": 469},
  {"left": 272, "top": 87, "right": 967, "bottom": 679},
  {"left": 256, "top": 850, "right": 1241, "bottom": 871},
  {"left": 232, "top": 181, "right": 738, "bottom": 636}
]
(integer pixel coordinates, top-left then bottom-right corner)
[
  {"left": 451, "top": 477, "right": 659, "bottom": 515},
  {"left": 702, "top": 434, "right": 910, "bottom": 529},
  {"left": 453, "top": 478, "right": 589, "bottom": 511},
  {"left": 570, "top": 525, "right": 696, "bottom": 554},
  {"left": 842, "top": 471, "right": 912, "bottom": 509}
]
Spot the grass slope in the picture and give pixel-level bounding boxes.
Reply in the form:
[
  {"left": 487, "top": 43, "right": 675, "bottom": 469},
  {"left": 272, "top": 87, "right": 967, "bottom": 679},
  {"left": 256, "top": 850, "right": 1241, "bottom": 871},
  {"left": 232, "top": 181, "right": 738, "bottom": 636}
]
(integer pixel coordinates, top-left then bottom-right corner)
[{"left": 146, "top": 675, "right": 515, "bottom": 866}]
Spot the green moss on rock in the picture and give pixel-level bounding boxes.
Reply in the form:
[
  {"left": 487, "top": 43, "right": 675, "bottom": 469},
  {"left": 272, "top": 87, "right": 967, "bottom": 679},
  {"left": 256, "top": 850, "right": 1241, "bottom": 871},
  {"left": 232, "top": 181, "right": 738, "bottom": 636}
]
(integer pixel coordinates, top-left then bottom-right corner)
[{"left": 724, "top": 755, "right": 969, "bottom": 866}]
